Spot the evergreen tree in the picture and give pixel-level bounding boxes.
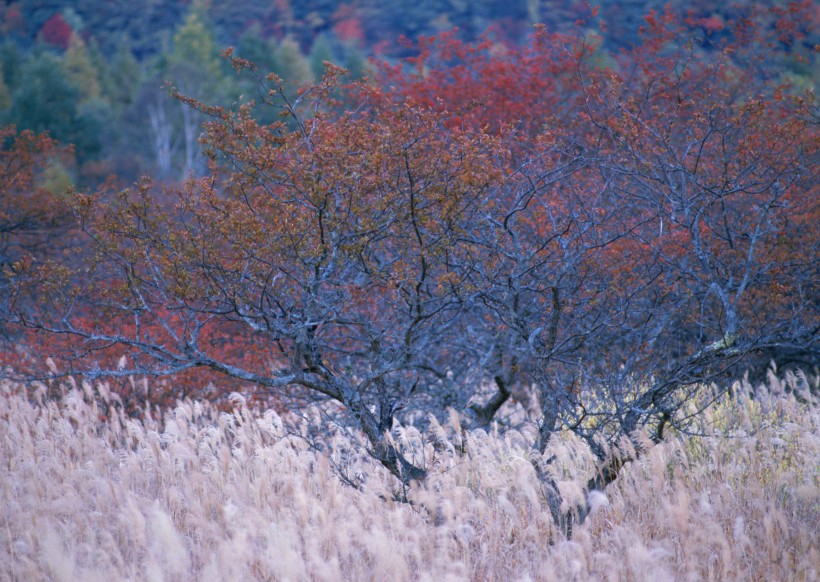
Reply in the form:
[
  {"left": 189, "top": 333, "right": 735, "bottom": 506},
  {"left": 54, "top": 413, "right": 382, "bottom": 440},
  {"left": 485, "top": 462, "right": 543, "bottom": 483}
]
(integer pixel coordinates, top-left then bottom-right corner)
[
  {"left": 169, "top": 3, "right": 221, "bottom": 81},
  {"left": 236, "top": 28, "right": 279, "bottom": 74},
  {"left": 342, "top": 42, "right": 369, "bottom": 80},
  {"left": 273, "top": 37, "right": 313, "bottom": 87},
  {"left": 98, "top": 42, "right": 140, "bottom": 113},
  {"left": 309, "top": 34, "right": 337, "bottom": 81},
  {"left": 62, "top": 33, "right": 101, "bottom": 102},
  {"left": 6, "top": 51, "right": 105, "bottom": 165},
  {"left": 0, "top": 44, "right": 22, "bottom": 95},
  {"left": 0, "top": 64, "right": 10, "bottom": 111}
]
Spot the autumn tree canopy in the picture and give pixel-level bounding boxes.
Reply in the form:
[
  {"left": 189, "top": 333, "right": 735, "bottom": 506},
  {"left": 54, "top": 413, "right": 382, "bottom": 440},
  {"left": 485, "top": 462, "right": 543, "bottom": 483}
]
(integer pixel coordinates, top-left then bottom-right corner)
[
  {"left": 4, "top": 3, "right": 818, "bottom": 532},
  {"left": 0, "top": 126, "right": 75, "bottom": 341}
]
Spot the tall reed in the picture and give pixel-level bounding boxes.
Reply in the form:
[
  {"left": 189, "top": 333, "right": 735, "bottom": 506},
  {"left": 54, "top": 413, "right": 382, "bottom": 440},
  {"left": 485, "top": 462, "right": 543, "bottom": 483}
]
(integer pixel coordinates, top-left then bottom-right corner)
[{"left": 1, "top": 373, "right": 817, "bottom": 581}]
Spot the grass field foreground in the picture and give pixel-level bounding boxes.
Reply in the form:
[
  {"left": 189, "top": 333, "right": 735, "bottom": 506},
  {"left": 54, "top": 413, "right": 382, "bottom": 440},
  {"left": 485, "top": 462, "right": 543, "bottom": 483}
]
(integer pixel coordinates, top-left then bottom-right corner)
[{"left": 1, "top": 373, "right": 818, "bottom": 581}]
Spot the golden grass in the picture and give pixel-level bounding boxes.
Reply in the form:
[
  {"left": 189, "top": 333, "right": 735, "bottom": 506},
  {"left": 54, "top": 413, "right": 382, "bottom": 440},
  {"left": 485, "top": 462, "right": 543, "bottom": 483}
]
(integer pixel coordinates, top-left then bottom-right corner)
[{"left": 1, "top": 373, "right": 818, "bottom": 581}]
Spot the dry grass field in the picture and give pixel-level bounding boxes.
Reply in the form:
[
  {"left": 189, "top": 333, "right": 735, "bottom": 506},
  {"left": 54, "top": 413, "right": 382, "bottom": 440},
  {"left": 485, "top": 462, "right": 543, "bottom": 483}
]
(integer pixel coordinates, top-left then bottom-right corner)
[{"left": 1, "top": 372, "right": 818, "bottom": 581}]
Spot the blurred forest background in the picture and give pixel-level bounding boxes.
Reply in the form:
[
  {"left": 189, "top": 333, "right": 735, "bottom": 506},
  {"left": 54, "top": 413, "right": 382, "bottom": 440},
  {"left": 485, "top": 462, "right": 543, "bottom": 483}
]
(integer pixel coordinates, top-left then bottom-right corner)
[{"left": 1, "top": 0, "right": 815, "bottom": 189}]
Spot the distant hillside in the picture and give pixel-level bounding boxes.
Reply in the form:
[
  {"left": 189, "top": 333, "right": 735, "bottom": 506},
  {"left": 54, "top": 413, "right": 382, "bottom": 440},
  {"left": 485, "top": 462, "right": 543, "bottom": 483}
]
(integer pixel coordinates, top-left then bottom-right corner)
[{"left": 1, "top": 0, "right": 804, "bottom": 58}]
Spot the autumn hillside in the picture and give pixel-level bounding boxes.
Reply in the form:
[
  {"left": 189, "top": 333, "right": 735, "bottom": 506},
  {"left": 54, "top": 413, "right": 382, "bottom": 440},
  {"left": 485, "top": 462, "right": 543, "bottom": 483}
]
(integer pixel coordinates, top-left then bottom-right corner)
[{"left": 0, "top": 3, "right": 817, "bottom": 580}]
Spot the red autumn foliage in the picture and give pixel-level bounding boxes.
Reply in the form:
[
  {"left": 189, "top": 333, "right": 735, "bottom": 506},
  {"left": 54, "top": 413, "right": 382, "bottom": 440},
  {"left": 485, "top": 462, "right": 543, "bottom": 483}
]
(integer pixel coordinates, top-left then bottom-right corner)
[
  {"left": 332, "top": 4, "right": 364, "bottom": 45},
  {"left": 2, "top": 5, "right": 817, "bottom": 495},
  {"left": 371, "top": 2, "right": 818, "bottom": 373},
  {"left": 0, "top": 125, "right": 74, "bottom": 282},
  {"left": 40, "top": 13, "right": 73, "bottom": 50}
]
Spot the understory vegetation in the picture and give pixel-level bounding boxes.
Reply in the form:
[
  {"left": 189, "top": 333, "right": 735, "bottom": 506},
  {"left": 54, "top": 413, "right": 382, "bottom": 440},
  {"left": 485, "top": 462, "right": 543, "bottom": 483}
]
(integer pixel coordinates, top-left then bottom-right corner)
[{"left": 2, "top": 372, "right": 817, "bottom": 581}]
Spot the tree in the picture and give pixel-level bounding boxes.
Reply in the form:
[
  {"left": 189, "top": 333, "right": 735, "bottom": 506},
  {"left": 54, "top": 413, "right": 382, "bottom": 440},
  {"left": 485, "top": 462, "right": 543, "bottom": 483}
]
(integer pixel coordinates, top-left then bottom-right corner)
[
  {"left": 0, "top": 42, "right": 23, "bottom": 92},
  {"left": 272, "top": 37, "right": 314, "bottom": 88},
  {"left": 39, "top": 13, "right": 72, "bottom": 50},
  {"left": 6, "top": 51, "right": 103, "bottom": 164},
  {"left": 62, "top": 33, "right": 101, "bottom": 103},
  {"left": 133, "top": 2, "right": 238, "bottom": 180},
  {"left": 97, "top": 42, "right": 140, "bottom": 115},
  {"left": 0, "top": 65, "right": 10, "bottom": 111},
  {"left": 166, "top": 4, "right": 224, "bottom": 177},
  {"left": 6, "top": 6, "right": 817, "bottom": 535},
  {"left": 308, "top": 34, "right": 337, "bottom": 81},
  {"left": 0, "top": 126, "right": 73, "bottom": 340},
  {"left": 13, "top": 64, "right": 504, "bottom": 481},
  {"left": 371, "top": 5, "right": 817, "bottom": 525}
]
